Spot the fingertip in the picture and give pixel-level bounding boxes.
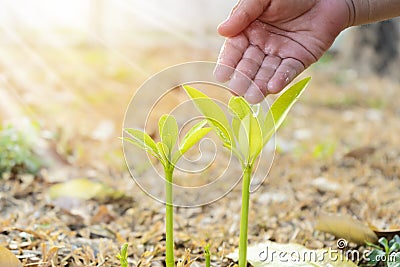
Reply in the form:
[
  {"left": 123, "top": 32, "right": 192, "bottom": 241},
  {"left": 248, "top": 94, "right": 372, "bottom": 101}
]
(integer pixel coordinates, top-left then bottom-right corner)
[
  {"left": 244, "top": 91, "right": 264, "bottom": 104},
  {"left": 217, "top": 20, "right": 240, "bottom": 37},
  {"left": 268, "top": 58, "right": 303, "bottom": 93},
  {"left": 267, "top": 79, "right": 285, "bottom": 94},
  {"left": 244, "top": 87, "right": 264, "bottom": 104},
  {"left": 228, "top": 72, "right": 251, "bottom": 96},
  {"left": 213, "top": 64, "right": 232, "bottom": 83}
]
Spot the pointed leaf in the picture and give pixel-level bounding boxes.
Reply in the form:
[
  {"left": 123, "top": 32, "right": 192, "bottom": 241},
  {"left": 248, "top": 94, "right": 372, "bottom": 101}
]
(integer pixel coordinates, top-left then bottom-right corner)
[
  {"left": 228, "top": 96, "right": 252, "bottom": 119},
  {"left": 158, "top": 114, "right": 178, "bottom": 156},
  {"left": 183, "top": 85, "right": 233, "bottom": 147},
  {"left": 124, "top": 128, "right": 160, "bottom": 159},
  {"left": 178, "top": 120, "right": 211, "bottom": 157},
  {"left": 263, "top": 77, "right": 311, "bottom": 145}
]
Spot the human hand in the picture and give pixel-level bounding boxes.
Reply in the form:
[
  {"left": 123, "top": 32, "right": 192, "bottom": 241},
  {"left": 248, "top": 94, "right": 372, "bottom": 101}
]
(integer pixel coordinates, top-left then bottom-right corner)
[{"left": 214, "top": 0, "right": 352, "bottom": 103}]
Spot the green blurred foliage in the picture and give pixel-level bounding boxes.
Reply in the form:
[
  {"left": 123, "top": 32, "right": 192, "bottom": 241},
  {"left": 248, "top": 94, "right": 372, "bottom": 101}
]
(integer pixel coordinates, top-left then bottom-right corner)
[{"left": 0, "top": 125, "right": 42, "bottom": 177}]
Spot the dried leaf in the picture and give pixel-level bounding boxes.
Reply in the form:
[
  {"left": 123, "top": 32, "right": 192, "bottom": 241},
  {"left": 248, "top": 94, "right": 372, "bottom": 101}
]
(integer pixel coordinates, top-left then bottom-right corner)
[
  {"left": 91, "top": 205, "right": 115, "bottom": 224},
  {"left": 343, "top": 146, "right": 376, "bottom": 160},
  {"left": 0, "top": 246, "right": 22, "bottom": 267},
  {"left": 315, "top": 214, "right": 378, "bottom": 244},
  {"left": 48, "top": 178, "right": 123, "bottom": 201},
  {"left": 369, "top": 225, "right": 400, "bottom": 241}
]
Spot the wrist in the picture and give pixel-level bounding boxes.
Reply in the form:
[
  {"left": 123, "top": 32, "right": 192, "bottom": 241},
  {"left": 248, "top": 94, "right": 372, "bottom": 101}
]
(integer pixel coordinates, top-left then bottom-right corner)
[
  {"left": 344, "top": 0, "right": 370, "bottom": 27},
  {"left": 345, "top": 0, "right": 400, "bottom": 26}
]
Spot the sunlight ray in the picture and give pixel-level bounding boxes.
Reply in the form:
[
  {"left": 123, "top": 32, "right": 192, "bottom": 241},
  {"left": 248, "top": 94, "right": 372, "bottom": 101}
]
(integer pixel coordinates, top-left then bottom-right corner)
[
  {"left": 83, "top": 31, "right": 149, "bottom": 77},
  {"left": 0, "top": 74, "right": 42, "bottom": 122},
  {"left": 113, "top": 0, "right": 200, "bottom": 47},
  {"left": 0, "top": 22, "right": 78, "bottom": 98}
]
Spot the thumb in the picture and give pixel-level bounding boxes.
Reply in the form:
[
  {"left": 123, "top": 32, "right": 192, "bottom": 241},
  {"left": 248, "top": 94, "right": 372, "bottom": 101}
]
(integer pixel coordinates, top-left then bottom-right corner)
[{"left": 218, "top": 0, "right": 269, "bottom": 37}]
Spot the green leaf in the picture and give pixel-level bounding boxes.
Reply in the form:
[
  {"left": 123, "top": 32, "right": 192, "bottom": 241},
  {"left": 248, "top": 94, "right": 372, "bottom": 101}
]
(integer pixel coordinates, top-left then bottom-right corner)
[
  {"left": 228, "top": 96, "right": 252, "bottom": 119},
  {"left": 157, "top": 142, "right": 169, "bottom": 166},
  {"left": 116, "top": 243, "right": 129, "bottom": 267},
  {"left": 238, "top": 115, "right": 250, "bottom": 161},
  {"left": 249, "top": 115, "right": 263, "bottom": 161},
  {"left": 124, "top": 128, "right": 160, "bottom": 160},
  {"left": 367, "top": 249, "right": 385, "bottom": 264},
  {"left": 378, "top": 237, "right": 389, "bottom": 252},
  {"left": 182, "top": 85, "right": 233, "bottom": 147},
  {"left": 238, "top": 114, "right": 263, "bottom": 163},
  {"left": 158, "top": 114, "right": 178, "bottom": 157},
  {"left": 263, "top": 77, "right": 311, "bottom": 145},
  {"left": 232, "top": 116, "right": 241, "bottom": 144},
  {"left": 176, "top": 120, "right": 211, "bottom": 161}
]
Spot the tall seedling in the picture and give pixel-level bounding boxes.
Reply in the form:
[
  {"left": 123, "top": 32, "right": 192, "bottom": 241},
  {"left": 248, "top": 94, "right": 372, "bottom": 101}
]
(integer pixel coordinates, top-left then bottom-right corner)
[
  {"left": 124, "top": 115, "right": 211, "bottom": 267},
  {"left": 183, "top": 77, "right": 311, "bottom": 266}
]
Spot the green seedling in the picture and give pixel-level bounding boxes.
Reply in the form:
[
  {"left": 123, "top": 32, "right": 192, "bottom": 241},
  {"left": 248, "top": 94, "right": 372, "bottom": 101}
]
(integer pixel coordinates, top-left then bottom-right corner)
[
  {"left": 204, "top": 244, "right": 211, "bottom": 267},
  {"left": 0, "top": 125, "right": 42, "bottom": 177},
  {"left": 116, "top": 243, "right": 129, "bottom": 267},
  {"left": 124, "top": 115, "right": 211, "bottom": 267},
  {"left": 183, "top": 77, "right": 311, "bottom": 267},
  {"left": 366, "top": 235, "right": 400, "bottom": 267}
]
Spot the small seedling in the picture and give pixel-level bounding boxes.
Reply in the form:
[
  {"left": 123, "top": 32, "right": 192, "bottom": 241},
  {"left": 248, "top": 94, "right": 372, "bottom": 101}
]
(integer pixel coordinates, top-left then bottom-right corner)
[
  {"left": 366, "top": 235, "right": 400, "bottom": 266},
  {"left": 116, "top": 243, "right": 129, "bottom": 267},
  {"left": 183, "top": 77, "right": 310, "bottom": 266},
  {"left": 0, "top": 125, "right": 42, "bottom": 177},
  {"left": 204, "top": 244, "right": 211, "bottom": 267},
  {"left": 124, "top": 115, "right": 211, "bottom": 267}
]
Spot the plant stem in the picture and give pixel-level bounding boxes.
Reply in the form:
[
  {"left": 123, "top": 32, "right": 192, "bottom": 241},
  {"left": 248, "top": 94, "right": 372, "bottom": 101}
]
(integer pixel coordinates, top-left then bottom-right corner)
[
  {"left": 239, "top": 165, "right": 253, "bottom": 267},
  {"left": 165, "top": 164, "right": 175, "bottom": 267},
  {"left": 204, "top": 244, "right": 211, "bottom": 267}
]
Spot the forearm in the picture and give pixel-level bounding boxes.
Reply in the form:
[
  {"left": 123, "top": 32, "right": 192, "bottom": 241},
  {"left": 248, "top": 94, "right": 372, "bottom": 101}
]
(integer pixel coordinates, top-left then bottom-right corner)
[{"left": 347, "top": 0, "right": 400, "bottom": 26}]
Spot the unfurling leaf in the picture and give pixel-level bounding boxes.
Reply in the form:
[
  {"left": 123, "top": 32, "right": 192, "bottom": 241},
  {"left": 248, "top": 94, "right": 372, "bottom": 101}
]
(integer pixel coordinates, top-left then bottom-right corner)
[
  {"left": 159, "top": 114, "right": 178, "bottom": 156},
  {"left": 263, "top": 77, "right": 311, "bottom": 144},
  {"left": 182, "top": 85, "right": 233, "bottom": 147},
  {"left": 178, "top": 120, "right": 211, "bottom": 157},
  {"left": 124, "top": 128, "right": 160, "bottom": 160}
]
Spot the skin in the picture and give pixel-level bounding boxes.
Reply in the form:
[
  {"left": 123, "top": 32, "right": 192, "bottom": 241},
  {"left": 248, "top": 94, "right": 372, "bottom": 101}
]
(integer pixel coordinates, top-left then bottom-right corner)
[{"left": 214, "top": 0, "right": 400, "bottom": 103}]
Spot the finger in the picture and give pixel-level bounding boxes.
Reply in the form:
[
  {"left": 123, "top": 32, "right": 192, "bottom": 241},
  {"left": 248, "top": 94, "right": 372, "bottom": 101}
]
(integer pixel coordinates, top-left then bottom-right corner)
[
  {"left": 267, "top": 58, "right": 305, "bottom": 94},
  {"left": 218, "top": 0, "right": 270, "bottom": 37},
  {"left": 214, "top": 34, "right": 249, "bottom": 83},
  {"left": 244, "top": 55, "right": 281, "bottom": 104},
  {"left": 228, "top": 45, "right": 264, "bottom": 96}
]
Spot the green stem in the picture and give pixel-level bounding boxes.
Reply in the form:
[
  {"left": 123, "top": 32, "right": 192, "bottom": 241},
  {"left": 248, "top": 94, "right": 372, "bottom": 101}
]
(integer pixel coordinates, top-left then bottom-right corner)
[
  {"left": 239, "top": 165, "right": 253, "bottom": 267},
  {"left": 165, "top": 164, "right": 175, "bottom": 267},
  {"left": 204, "top": 244, "right": 211, "bottom": 267}
]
